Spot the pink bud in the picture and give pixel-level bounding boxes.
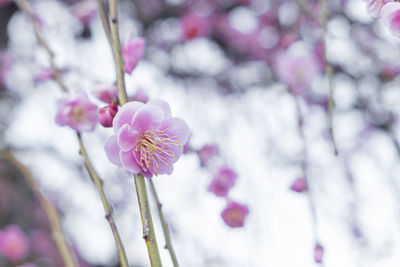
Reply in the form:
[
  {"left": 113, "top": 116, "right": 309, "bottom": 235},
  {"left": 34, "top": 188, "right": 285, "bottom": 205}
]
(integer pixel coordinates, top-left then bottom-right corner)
[
  {"left": 99, "top": 104, "right": 118, "bottom": 127},
  {"left": 290, "top": 177, "right": 308, "bottom": 193},
  {"left": 122, "top": 36, "right": 146, "bottom": 74},
  {"left": 72, "top": 0, "right": 97, "bottom": 26},
  {"left": 197, "top": 143, "right": 218, "bottom": 167},
  {"left": 0, "top": 225, "right": 30, "bottom": 262},
  {"left": 221, "top": 201, "right": 249, "bottom": 228},
  {"left": 180, "top": 12, "right": 211, "bottom": 40},
  {"left": 93, "top": 84, "right": 117, "bottom": 104},
  {"left": 314, "top": 243, "right": 324, "bottom": 263},
  {"left": 208, "top": 166, "right": 237, "bottom": 197}
]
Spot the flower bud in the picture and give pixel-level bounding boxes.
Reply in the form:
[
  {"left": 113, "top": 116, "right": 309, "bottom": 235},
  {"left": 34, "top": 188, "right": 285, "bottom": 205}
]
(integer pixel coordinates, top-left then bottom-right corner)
[{"left": 99, "top": 104, "right": 118, "bottom": 128}]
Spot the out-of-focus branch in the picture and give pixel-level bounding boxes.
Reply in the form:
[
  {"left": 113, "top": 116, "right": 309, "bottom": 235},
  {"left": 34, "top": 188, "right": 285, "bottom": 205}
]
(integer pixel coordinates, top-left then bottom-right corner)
[
  {"left": 14, "top": 0, "right": 67, "bottom": 92},
  {"left": 14, "top": 1, "right": 129, "bottom": 266},
  {"left": 293, "top": 94, "right": 322, "bottom": 260},
  {"left": 318, "top": 0, "right": 338, "bottom": 155},
  {"left": 0, "top": 150, "right": 78, "bottom": 267},
  {"left": 77, "top": 133, "right": 129, "bottom": 267},
  {"left": 149, "top": 179, "right": 179, "bottom": 267}
]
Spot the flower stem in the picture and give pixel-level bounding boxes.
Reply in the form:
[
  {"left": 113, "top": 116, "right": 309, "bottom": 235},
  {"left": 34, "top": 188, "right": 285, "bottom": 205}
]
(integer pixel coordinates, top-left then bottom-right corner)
[
  {"left": 14, "top": 1, "right": 130, "bottom": 265},
  {"left": 134, "top": 174, "right": 162, "bottom": 267},
  {"left": 77, "top": 133, "right": 129, "bottom": 267},
  {"left": 106, "top": 1, "right": 163, "bottom": 266},
  {"left": 0, "top": 150, "right": 78, "bottom": 267},
  {"left": 148, "top": 179, "right": 179, "bottom": 267},
  {"left": 108, "top": 0, "right": 128, "bottom": 105}
]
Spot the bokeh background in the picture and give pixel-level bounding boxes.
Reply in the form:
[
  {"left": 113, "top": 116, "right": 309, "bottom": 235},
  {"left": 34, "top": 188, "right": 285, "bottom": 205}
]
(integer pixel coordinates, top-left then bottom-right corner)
[{"left": 2, "top": 0, "right": 400, "bottom": 266}]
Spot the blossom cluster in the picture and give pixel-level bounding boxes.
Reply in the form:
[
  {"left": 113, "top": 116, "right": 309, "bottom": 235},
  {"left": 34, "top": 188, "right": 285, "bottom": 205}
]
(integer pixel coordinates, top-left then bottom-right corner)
[{"left": 196, "top": 143, "right": 249, "bottom": 228}]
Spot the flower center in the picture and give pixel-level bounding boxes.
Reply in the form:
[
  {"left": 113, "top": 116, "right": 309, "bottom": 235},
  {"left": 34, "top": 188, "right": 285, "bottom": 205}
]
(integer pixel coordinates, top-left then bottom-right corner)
[{"left": 135, "top": 129, "right": 181, "bottom": 174}]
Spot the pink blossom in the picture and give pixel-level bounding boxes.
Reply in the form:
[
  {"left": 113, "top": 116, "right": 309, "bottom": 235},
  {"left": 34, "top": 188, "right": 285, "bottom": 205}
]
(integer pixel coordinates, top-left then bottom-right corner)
[
  {"left": 208, "top": 166, "right": 237, "bottom": 197},
  {"left": 0, "top": 0, "right": 12, "bottom": 6},
  {"left": 368, "top": 0, "right": 393, "bottom": 18},
  {"left": 290, "top": 177, "right": 308, "bottom": 193},
  {"left": 197, "top": 143, "right": 218, "bottom": 167},
  {"left": 72, "top": 0, "right": 97, "bottom": 26},
  {"left": 314, "top": 243, "right": 324, "bottom": 263},
  {"left": 99, "top": 104, "right": 118, "bottom": 128},
  {"left": 275, "top": 51, "right": 320, "bottom": 94},
  {"left": 93, "top": 84, "right": 117, "bottom": 104},
  {"left": 221, "top": 201, "right": 249, "bottom": 228},
  {"left": 0, "top": 51, "right": 12, "bottom": 88},
  {"left": 129, "top": 88, "right": 149, "bottom": 103},
  {"left": 104, "top": 99, "right": 190, "bottom": 178},
  {"left": 55, "top": 91, "right": 98, "bottom": 132},
  {"left": 34, "top": 68, "right": 67, "bottom": 83},
  {"left": 180, "top": 12, "right": 212, "bottom": 40},
  {"left": 0, "top": 225, "right": 29, "bottom": 262},
  {"left": 381, "top": 2, "right": 400, "bottom": 37},
  {"left": 122, "top": 37, "right": 146, "bottom": 74}
]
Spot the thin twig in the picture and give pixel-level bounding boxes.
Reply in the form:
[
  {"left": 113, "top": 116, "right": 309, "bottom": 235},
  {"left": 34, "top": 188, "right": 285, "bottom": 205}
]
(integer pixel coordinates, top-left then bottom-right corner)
[
  {"left": 108, "top": 0, "right": 127, "bottom": 105},
  {"left": 318, "top": 0, "right": 338, "bottom": 155},
  {"left": 14, "top": 1, "right": 129, "bottom": 265},
  {"left": 0, "top": 150, "right": 78, "bottom": 267},
  {"left": 77, "top": 133, "right": 129, "bottom": 267},
  {"left": 14, "top": 0, "right": 67, "bottom": 92},
  {"left": 148, "top": 179, "right": 179, "bottom": 267},
  {"left": 134, "top": 174, "right": 162, "bottom": 267},
  {"left": 96, "top": 0, "right": 113, "bottom": 50},
  {"left": 293, "top": 95, "right": 323, "bottom": 265}
]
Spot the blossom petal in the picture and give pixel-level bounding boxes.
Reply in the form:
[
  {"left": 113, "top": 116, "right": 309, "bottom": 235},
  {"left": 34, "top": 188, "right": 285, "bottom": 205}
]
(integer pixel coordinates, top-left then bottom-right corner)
[
  {"left": 147, "top": 99, "right": 172, "bottom": 118},
  {"left": 131, "top": 105, "right": 164, "bottom": 133},
  {"left": 117, "top": 124, "right": 140, "bottom": 152},
  {"left": 120, "top": 151, "right": 142, "bottom": 173},
  {"left": 113, "top": 101, "right": 145, "bottom": 133},
  {"left": 104, "top": 136, "right": 122, "bottom": 166}
]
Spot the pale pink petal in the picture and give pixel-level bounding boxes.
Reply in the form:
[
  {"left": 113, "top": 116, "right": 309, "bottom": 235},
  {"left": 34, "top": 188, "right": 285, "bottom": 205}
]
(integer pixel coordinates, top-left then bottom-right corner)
[
  {"left": 120, "top": 151, "right": 142, "bottom": 173},
  {"left": 104, "top": 136, "right": 122, "bottom": 166},
  {"left": 117, "top": 124, "right": 140, "bottom": 152},
  {"left": 147, "top": 99, "right": 172, "bottom": 118},
  {"left": 131, "top": 105, "right": 164, "bottom": 133},
  {"left": 113, "top": 101, "right": 145, "bottom": 133}
]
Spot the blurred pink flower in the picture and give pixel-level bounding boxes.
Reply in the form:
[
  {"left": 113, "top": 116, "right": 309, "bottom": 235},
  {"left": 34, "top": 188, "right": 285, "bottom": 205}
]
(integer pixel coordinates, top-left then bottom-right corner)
[
  {"left": 180, "top": 12, "right": 211, "bottom": 40},
  {"left": 104, "top": 99, "right": 190, "bottom": 178},
  {"left": 0, "top": 51, "right": 12, "bottom": 88},
  {"left": 0, "top": 0, "right": 12, "bottom": 6},
  {"left": 290, "top": 177, "right": 308, "bottom": 193},
  {"left": 93, "top": 83, "right": 117, "bottom": 104},
  {"left": 99, "top": 104, "right": 118, "bottom": 128},
  {"left": 221, "top": 201, "right": 249, "bottom": 228},
  {"left": 55, "top": 91, "right": 98, "bottom": 132},
  {"left": 368, "top": 0, "right": 393, "bottom": 18},
  {"left": 381, "top": 2, "right": 400, "bottom": 37},
  {"left": 0, "top": 225, "right": 29, "bottom": 262},
  {"left": 129, "top": 88, "right": 149, "bottom": 103},
  {"left": 122, "top": 36, "right": 146, "bottom": 74},
  {"left": 72, "top": 0, "right": 97, "bottom": 26},
  {"left": 275, "top": 51, "right": 320, "bottom": 94},
  {"left": 197, "top": 143, "right": 218, "bottom": 167},
  {"left": 34, "top": 68, "right": 67, "bottom": 83},
  {"left": 208, "top": 166, "right": 237, "bottom": 197},
  {"left": 314, "top": 243, "right": 324, "bottom": 263}
]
